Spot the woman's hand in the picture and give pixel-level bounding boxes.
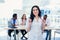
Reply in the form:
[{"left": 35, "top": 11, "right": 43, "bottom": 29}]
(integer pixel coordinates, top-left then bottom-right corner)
[
  {"left": 29, "top": 19, "right": 32, "bottom": 26},
  {"left": 26, "top": 19, "right": 32, "bottom": 32}
]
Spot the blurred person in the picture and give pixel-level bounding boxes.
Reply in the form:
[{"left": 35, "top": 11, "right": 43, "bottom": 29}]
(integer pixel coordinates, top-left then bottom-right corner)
[
  {"left": 20, "top": 14, "right": 27, "bottom": 39},
  {"left": 8, "top": 13, "right": 19, "bottom": 37},
  {"left": 26, "top": 5, "right": 43, "bottom": 40},
  {"left": 42, "top": 15, "right": 51, "bottom": 40}
]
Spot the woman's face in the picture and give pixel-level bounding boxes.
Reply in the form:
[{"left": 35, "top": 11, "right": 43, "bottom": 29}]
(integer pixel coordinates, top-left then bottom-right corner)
[
  {"left": 23, "top": 14, "right": 26, "bottom": 19},
  {"left": 33, "top": 7, "right": 39, "bottom": 16}
]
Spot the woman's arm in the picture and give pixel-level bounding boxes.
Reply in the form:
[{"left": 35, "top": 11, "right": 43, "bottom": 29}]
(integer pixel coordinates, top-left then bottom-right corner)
[{"left": 26, "top": 19, "right": 32, "bottom": 32}]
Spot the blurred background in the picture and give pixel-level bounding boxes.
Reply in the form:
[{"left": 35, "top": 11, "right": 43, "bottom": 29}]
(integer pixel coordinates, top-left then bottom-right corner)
[{"left": 0, "top": 0, "right": 60, "bottom": 40}]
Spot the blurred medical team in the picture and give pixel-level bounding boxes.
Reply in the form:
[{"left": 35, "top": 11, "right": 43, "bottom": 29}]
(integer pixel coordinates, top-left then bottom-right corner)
[{"left": 8, "top": 5, "right": 50, "bottom": 40}]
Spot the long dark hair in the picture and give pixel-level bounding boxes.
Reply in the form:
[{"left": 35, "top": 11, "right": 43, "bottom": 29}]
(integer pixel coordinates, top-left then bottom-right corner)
[{"left": 30, "top": 5, "right": 41, "bottom": 22}]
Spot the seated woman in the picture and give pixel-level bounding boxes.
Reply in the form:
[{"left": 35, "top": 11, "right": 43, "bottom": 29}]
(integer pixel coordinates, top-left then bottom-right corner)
[{"left": 20, "top": 14, "right": 27, "bottom": 39}]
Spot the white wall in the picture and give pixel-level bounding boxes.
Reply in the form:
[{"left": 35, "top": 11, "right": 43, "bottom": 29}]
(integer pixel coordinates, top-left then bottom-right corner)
[{"left": 0, "top": 0, "right": 22, "bottom": 19}]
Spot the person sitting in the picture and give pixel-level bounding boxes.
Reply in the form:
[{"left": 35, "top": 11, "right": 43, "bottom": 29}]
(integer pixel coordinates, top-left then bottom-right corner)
[
  {"left": 8, "top": 13, "right": 19, "bottom": 37},
  {"left": 20, "top": 14, "right": 27, "bottom": 39}
]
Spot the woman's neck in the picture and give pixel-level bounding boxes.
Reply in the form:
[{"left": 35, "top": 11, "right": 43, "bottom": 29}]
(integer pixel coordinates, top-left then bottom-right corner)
[
  {"left": 35, "top": 16, "right": 39, "bottom": 21},
  {"left": 35, "top": 15, "right": 39, "bottom": 18}
]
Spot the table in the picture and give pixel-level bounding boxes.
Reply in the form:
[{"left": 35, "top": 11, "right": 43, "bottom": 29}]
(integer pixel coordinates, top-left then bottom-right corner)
[
  {"left": 45, "top": 27, "right": 60, "bottom": 40},
  {"left": 4, "top": 26, "right": 26, "bottom": 40}
]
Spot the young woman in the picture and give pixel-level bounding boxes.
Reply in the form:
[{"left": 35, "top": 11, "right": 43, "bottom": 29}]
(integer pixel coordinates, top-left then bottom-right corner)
[
  {"left": 26, "top": 5, "right": 43, "bottom": 40},
  {"left": 20, "top": 14, "right": 27, "bottom": 39}
]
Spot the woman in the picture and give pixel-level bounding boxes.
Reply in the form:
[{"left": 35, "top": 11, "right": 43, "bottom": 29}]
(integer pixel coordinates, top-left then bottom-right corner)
[
  {"left": 20, "top": 14, "right": 27, "bottom": 25},
  {"left": 26, "top": 5, "right": 43, "bottom": 40},
  {"left": 20, "top": 14, "right": 27, "bottom": 39}
]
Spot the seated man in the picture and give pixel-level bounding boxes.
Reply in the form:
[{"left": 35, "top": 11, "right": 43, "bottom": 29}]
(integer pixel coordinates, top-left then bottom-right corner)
[
  {"left": 8, "top": 13, "right": 19, "bottom": 37},
  {"left": 42, "top": 15, "right": 51, "bottom": 40}
]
